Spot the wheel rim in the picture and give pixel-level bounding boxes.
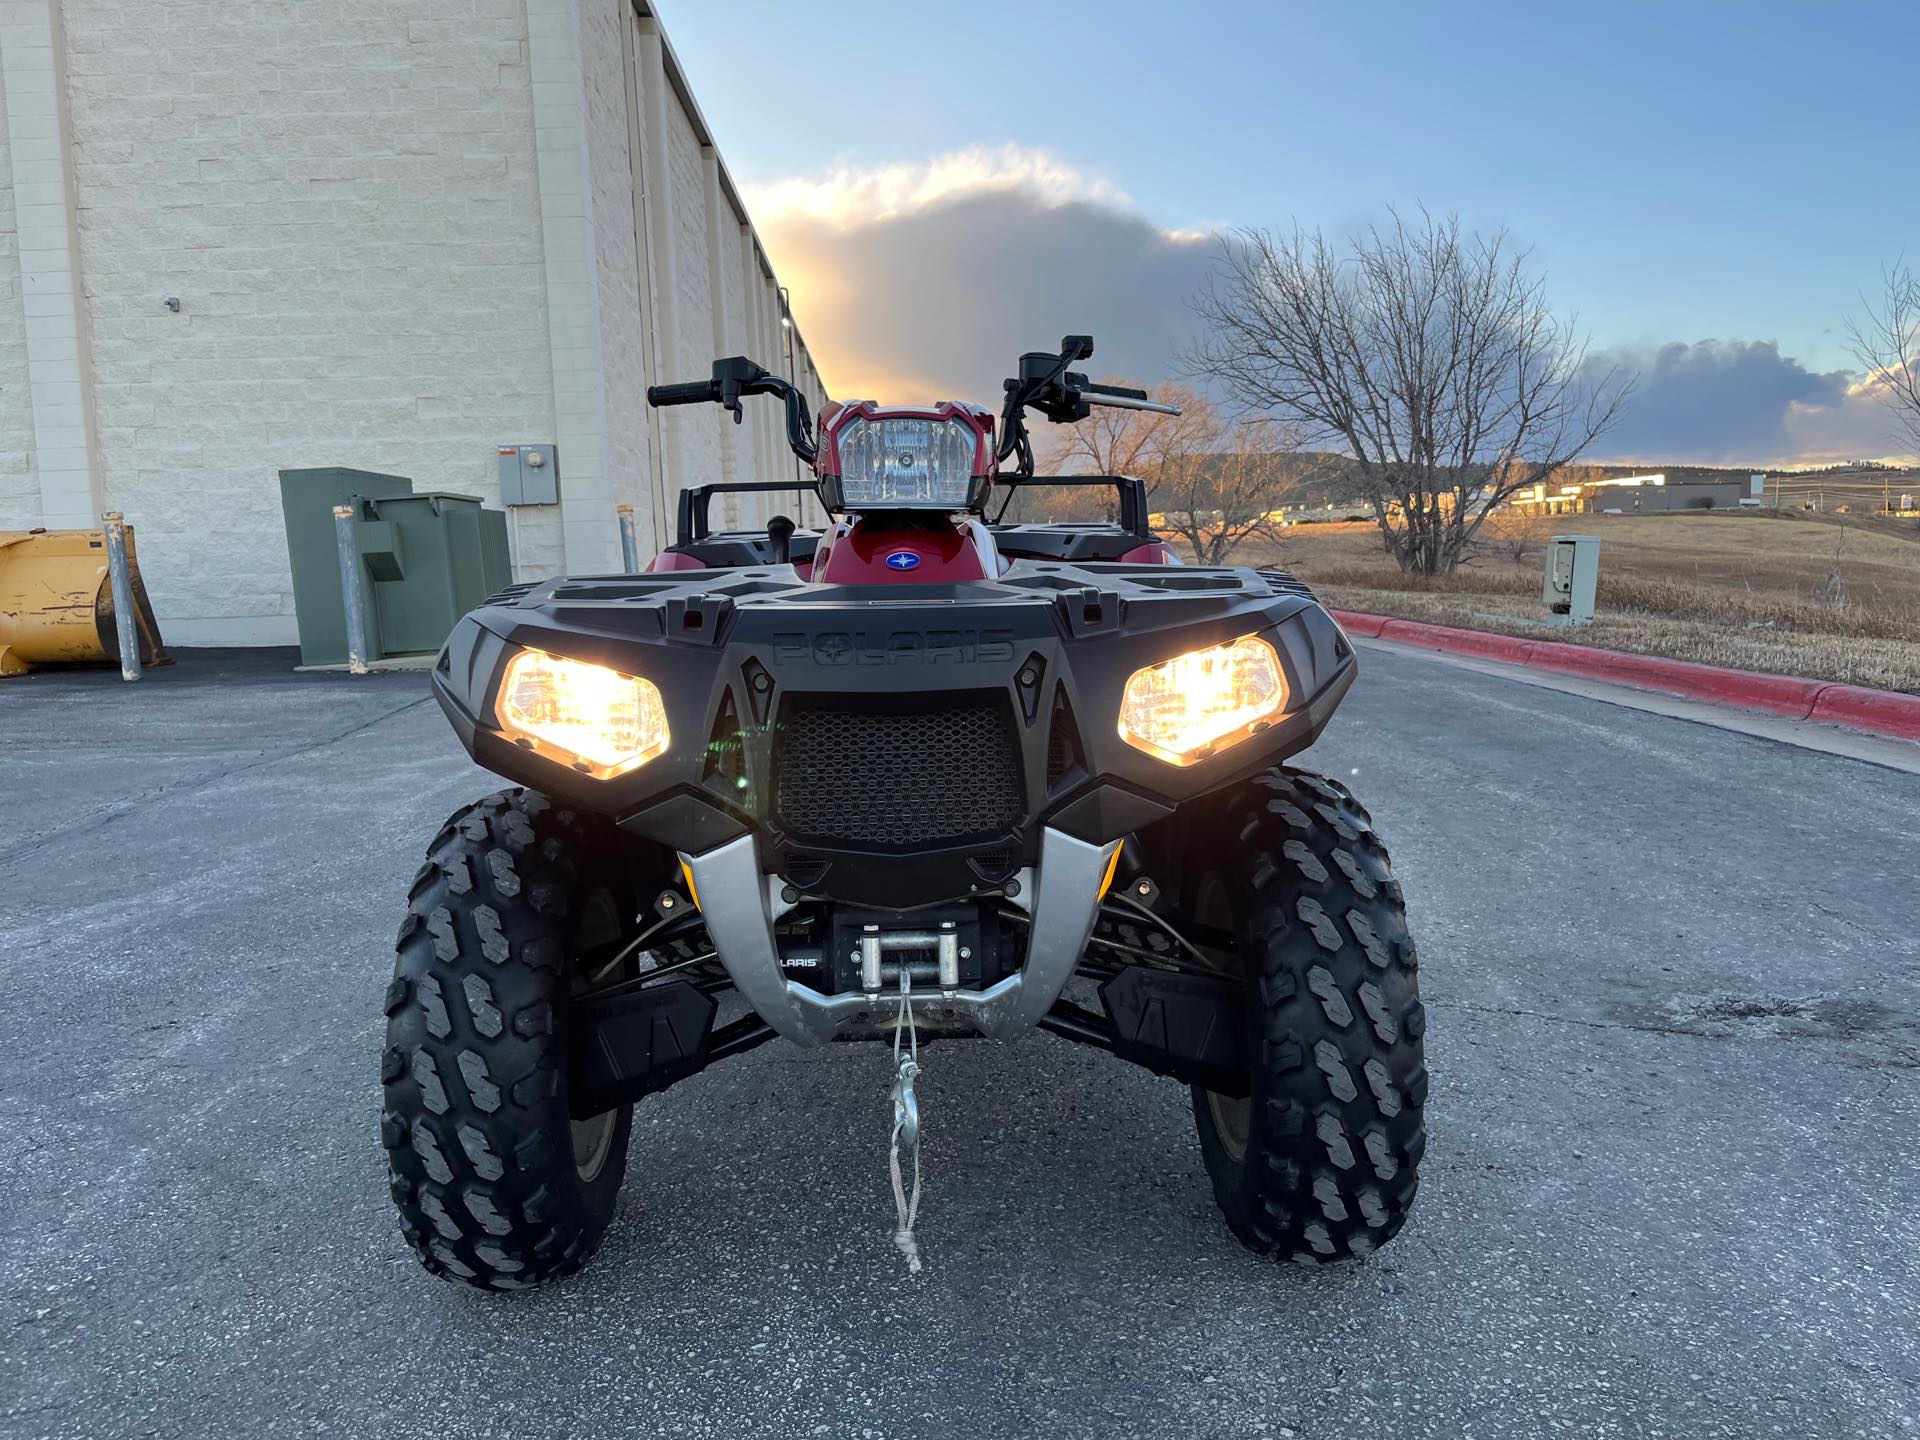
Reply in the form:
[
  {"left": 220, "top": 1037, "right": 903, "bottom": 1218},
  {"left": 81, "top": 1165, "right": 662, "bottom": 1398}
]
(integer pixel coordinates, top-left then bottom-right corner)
[
  {"left": 1195, "top": 870, "right": 1252, "bottom": 1164},
  {"left": 571, "top": 1109, "right": 617, "bottom": 1182},
  {"left": 569, "top": 886, "right": 625, "bottom": 1183},
  {"left": 1207, "top": 1090, "right": 1253, "bottom": 1162}
]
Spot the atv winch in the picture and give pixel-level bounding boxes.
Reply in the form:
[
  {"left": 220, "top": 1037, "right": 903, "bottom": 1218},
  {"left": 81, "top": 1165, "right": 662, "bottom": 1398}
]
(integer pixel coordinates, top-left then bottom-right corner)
[{"left": 381, "top": 335, "right": 1427, "bottom": 1289}]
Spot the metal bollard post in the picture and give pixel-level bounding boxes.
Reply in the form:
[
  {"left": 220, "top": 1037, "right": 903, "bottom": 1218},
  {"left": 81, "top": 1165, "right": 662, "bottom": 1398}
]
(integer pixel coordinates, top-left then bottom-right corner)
[
  {"left": 617, "top": 503, "right": 640, "bottom": 574},
  {"left": 332, "top": 504, "right": 369, "bottom": 675},
  {"left": 100, "top": 511, "right": 141, "bottom": 683}
]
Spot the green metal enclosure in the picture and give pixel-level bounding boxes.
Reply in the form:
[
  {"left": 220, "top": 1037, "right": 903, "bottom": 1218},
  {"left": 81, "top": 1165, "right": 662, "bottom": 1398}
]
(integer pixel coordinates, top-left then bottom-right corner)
[
  {"left": 278, "top": 467, "right": 413, "bottom": 667},
  {"left": 278, "top": 468, "right": 513, "bottom": 667}
]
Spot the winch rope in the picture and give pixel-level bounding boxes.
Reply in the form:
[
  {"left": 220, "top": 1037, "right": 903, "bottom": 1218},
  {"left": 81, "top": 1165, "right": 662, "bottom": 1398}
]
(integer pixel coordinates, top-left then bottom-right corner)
[{"left": 889, "top": 967, "right": 923, "bottom": 1274}]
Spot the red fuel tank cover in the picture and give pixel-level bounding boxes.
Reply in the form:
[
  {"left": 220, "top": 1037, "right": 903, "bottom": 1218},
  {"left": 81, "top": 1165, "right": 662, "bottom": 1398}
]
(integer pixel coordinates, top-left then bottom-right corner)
[
  {"left": 645, "top": 550, "right": 708, "bottom": 573},
  {"left": 814, "top": 518, "right": 989, "bottom": 584}
]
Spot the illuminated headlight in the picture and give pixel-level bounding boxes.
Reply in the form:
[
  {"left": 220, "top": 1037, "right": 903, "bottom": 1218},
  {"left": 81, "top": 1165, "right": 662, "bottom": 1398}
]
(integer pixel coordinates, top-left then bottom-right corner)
[
  {"left": 834, "top": 416, "right": 978, "bottom": 508},
  {"left": 1118, "top": 635, "right": 1288, "bottom": 765},
  {"left": 496, "top": 649, "right": 669, "bottom": 777}
]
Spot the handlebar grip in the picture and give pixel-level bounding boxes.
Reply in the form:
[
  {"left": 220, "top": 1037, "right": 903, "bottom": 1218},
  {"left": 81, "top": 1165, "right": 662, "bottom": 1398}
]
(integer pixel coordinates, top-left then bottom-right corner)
[
  {"left": 647, "top": 380, "right": 718, "bottom": 407},
  {"left": 1078, "top": 381, "right": 1151, "bottom": 401}
]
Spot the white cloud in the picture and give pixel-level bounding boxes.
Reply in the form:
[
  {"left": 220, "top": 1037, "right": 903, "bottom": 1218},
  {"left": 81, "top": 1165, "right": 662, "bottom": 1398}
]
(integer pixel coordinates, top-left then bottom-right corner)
[
  {"left": 743, "top": 145, "right": 1132, "bottom": 230},
  {"left": 1586, "top": 339, "right": 1919, "bottom": 467},
  {"left": 746, "top": 147, "right": 1213, "bottom": 404},
  {"left": 747, "top": 152, "right": 1916, "bottom": 467},
  {"left": 1780, "top": 372, "right": 1917, "bottom": 467}
]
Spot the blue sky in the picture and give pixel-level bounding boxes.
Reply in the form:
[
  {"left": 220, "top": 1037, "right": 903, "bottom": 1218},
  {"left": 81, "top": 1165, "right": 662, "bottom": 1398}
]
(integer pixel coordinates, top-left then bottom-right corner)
[{"left": 663, "top": 1, "right": 1920, "bottom": 464}]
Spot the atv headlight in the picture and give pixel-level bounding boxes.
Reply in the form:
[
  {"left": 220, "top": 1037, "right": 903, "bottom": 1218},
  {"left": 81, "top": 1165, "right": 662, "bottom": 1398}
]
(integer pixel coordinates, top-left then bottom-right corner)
[
  {"left": 833, "top": 416, "right": 978, "bottom": 508},
  {"left": 496, "top": 648, "right": 669, "bottom": 777},
  {"left": 1118, "top": 635, "right": 1288, "bottom": 766}
]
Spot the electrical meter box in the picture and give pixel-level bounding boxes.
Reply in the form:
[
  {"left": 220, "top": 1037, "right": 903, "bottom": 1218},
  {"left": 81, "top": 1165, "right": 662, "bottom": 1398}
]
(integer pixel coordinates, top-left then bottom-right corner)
[
  {"left": 1543, "top": 534, "right": 1600, "bottom": 623},
  {"left": 497, "top": 443, "right": 559, "bottom": 506}
]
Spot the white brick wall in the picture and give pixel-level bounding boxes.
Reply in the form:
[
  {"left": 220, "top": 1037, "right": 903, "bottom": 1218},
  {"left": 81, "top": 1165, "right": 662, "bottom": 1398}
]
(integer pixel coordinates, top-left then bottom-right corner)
[
  {"left": 525, "top": 0, "right": 610, "bottom": 579},
  {"left": 0, "top": 53, "right": 36, "bottom": 525},
  {"left": 3, "top": 0, "right": 101, "bottom": 531},
  {"left": 580, "top": 0, "right": 656, "bottom": 552},
  {"left": 661, "top": 85, "right": 719, "bottom": 505},
  {"left": 55, "top": 0, "right": 555, "bottom": 640},
  {"left": 0, "top": 0, "right": 825, "bottom": 643}
]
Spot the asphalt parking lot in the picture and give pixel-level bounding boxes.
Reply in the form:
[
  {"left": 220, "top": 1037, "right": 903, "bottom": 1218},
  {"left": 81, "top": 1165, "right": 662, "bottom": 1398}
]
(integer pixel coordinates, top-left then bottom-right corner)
[{"left": 2, "top": 644, "right": 1916, "bottom": 1439}]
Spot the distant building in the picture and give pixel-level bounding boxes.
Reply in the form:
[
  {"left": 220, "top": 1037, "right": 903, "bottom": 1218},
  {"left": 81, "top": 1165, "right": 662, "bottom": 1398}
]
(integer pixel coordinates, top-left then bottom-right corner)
[{"left": 1510, "top": 472, "right": 1765, "bottom": 515}]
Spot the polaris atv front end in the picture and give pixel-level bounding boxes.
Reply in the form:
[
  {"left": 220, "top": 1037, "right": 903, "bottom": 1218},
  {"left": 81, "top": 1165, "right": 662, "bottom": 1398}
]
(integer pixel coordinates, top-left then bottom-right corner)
[
  {"left": 433, "top": 557, "right": 1352, "bottom": 1036},
  {"left": 381, "top": 337, "right": 1425, "bottom": 1290}
]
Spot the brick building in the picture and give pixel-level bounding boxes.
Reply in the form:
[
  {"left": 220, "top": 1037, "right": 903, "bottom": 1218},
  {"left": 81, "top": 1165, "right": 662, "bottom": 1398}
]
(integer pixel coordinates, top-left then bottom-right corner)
[{"left": 0, "top": 0, "right": 823, "bottom": 645}]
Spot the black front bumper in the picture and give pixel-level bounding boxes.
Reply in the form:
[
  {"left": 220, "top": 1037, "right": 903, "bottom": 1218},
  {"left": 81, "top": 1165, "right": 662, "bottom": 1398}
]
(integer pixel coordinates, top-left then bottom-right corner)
[{"left": 433, "top": 560, "right": 1356, "bottom": 908}]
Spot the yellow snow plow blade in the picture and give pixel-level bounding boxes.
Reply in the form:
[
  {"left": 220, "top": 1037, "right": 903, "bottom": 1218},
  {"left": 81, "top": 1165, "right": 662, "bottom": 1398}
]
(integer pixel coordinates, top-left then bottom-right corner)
[{"left": 0, "top": 527, "right": 168, "bottom": 676}]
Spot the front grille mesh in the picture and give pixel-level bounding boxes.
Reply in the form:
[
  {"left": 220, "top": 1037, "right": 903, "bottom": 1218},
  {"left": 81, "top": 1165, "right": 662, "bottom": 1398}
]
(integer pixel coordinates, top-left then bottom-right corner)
[{"left": 774, "top": 699, "right": 1023, "bottom": 848}]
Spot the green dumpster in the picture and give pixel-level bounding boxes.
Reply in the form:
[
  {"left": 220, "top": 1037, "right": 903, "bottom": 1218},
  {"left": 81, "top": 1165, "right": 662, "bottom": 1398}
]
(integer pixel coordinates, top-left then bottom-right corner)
[{"left": 279, "top": 468, "right": 513, "bottom": 667}]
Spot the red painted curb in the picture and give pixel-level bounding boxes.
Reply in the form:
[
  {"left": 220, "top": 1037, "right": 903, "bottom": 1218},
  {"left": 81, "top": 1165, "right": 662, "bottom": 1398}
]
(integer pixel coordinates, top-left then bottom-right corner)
[
  {"left": 1330, "top": 609, "right": 1920, "bottom": 742},
  {"left": 1369, "top": 619, "right": 1539, "bottom": 665},
  {"left": 1808, "top": 685, "right": 1920, "bottom": 741},
  {"left": 1332, "top": 611, "right": 1390, "bottom": 639},
  {"left": 1518, "top": 639, "right": 1826, "bottom": 718}
]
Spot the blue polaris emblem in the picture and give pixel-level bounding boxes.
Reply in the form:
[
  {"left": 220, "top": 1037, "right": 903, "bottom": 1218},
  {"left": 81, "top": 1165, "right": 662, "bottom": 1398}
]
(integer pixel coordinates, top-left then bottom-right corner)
[{"left": 884, "top": 550, "right": 922, "bottom": 571}]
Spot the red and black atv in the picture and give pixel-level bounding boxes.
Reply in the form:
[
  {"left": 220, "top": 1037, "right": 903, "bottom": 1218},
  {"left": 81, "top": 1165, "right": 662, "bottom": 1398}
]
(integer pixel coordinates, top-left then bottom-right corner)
[{"left": 382, "top": 336, "right": 1426, "bottom": 1288}]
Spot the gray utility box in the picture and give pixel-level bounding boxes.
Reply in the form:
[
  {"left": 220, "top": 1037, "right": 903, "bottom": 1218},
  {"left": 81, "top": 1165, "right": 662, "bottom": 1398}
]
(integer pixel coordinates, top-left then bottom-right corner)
[
  {"left": 279, "top": 467, "right": 512, "bottom": 666},
  {"left": 497, "top": 443, "right": 559, "bottom": 506},
  {"left": 1544, "top": 534, "right": 1600, "bottom": 623}
]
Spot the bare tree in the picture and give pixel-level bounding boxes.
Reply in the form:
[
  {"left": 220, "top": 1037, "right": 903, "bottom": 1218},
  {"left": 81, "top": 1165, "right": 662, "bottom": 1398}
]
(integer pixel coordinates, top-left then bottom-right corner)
[
  {"left": 1037, "top": 382, "right": 1309, "bottom": 563},
  {"left": 1187, "top": 209, "right": 1630, "bottom": 575},
  {"left": 1475, "top": 503, "right": 1546, "bottom": 565},
  {"left": 1847, "top": 260, "right": 1920, "bottom": 458},
  {"left": 1148, "top": 408, "right": 1314, "bottom": 564},
  {"left": 1046, "top": 379, "right": 1207, "bottom": 477},
  {"left": 1027, "top": 380, "right": 1208, "bottom": 524}
]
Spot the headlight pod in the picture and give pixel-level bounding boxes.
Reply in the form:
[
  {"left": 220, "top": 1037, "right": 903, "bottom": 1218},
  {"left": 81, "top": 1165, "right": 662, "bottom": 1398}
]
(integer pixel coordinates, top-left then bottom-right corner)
[
  {"left": 833, "top": 415, "right": 978, "bottom": 508},
  {"left": 495, "top": 648, "right": 669, "bottom": 778},
  {"left": 1118, "top": 634, "right": 1288, "bottom": 766}
]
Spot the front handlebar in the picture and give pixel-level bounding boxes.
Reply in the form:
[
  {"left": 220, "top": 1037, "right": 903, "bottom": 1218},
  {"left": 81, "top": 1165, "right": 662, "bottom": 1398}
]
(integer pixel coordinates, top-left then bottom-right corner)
[
  {"left": 650, "top": 339, "right": 1181, "bottom": 483},
  {"left": 996, "top": 336, "right": 1183, "bottom": 475},
  {"left": 646, "top": 357, "right": 818, "bottom": 464}
]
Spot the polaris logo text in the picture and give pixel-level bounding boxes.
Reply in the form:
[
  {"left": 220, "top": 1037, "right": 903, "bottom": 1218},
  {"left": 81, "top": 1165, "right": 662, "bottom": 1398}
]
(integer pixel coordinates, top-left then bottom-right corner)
[
  {"left": 772, "top": 630, "right": 1016, "bottom": 666},
  {"left": 884, "top": 551, "right": 921, "bottom": 571}
]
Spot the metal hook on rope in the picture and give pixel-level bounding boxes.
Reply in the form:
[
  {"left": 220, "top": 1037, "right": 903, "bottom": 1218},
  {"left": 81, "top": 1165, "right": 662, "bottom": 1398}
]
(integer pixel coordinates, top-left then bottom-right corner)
[{"left": 888, "top": 966, "right": 924, "bottom": 1273}]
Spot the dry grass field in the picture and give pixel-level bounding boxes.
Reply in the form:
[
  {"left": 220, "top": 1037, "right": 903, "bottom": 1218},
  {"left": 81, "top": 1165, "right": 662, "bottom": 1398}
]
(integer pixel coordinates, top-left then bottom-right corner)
[{"left": 1236, "top": 509, "right": 1920, "bottom": 693}]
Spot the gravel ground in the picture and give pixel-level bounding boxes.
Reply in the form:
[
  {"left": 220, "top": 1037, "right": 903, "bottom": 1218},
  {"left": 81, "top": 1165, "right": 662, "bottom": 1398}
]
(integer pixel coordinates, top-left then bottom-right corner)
[{"left": 1, "top": 644, "right": 1916, "bottom": 1439}]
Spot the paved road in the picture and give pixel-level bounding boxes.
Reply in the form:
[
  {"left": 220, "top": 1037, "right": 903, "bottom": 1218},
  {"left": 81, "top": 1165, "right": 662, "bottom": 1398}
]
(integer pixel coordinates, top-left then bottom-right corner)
[{"left": 2, "top": 646, "right": 1916, "bottom": 1439}]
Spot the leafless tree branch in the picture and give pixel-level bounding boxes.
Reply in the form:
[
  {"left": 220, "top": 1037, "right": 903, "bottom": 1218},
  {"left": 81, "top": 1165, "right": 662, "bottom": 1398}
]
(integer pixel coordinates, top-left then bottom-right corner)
[
  {"left": 1184, "top": 209, "right": 1633, "bottom": 575},
  {"left": 1034, "top": 382, "right": 1314, "bottom": 563},
  {"left": 1847, "top": 259, "right": 1920, "bottom": 458}
]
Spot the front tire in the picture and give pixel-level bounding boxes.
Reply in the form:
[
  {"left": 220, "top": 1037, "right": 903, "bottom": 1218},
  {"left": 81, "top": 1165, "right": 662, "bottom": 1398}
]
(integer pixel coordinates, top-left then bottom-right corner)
[
  {"left": 380, "top": 790, "right": 644, "bottom": 1290},
  {"left": 1190, "top": 768, "right": 1427, "bottom": 1262}
]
